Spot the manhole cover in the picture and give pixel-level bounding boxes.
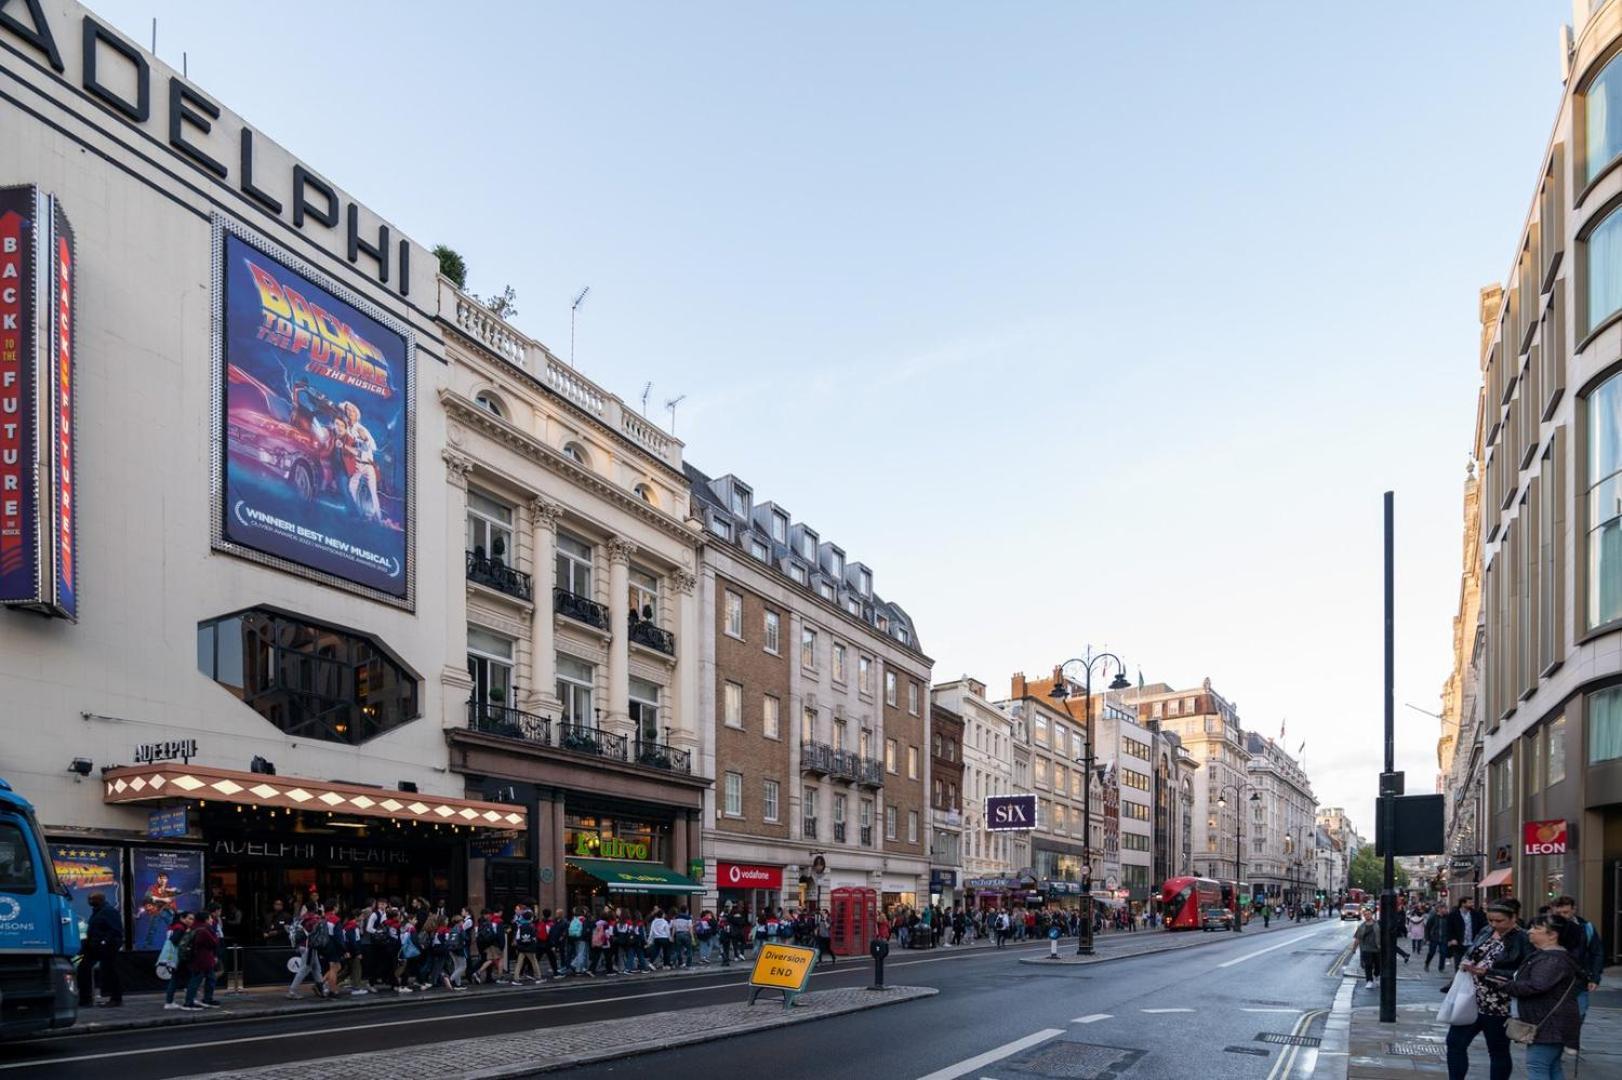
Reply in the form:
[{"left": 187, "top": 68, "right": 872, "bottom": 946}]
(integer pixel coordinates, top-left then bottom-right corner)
[
  {"left": 1257, "top": 1033, "right": 1322, "bottom": 1048},
  {"left": 1008, "top": 1042, "right": 1148, "bottom": 1079},
  {"left": 1225, "top": 1046, "right": 1270, "bottom": 1057},
  {"left": 1386, "top": 1040, "right": 1445, "bottom": 1057}
]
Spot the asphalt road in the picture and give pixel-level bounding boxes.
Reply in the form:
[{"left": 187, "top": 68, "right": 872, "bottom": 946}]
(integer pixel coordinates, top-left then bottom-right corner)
[{"left": 0, "top": 920, "right": 1354, "bottom": 1079}]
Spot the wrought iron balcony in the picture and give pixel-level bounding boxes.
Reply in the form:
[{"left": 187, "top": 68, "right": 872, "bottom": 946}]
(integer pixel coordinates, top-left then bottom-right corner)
[
  {"left": 832, "top": 822, "right": 847, "bottom": 843},
  {"left": 634, "top": 737, "right": 691, "bottom": 774},
  {"left": 628, "top": 616, "right": 676, "bottom": 656},
  {"left": 466, "top": 550, "right": 532, "bottom": 601},
  {"left": 830, "top": 750, "right": 861, "bottom": 783},
  {"left": 554, "top": 587, "right": 610, "bottom": 631},
  {"left": 800, "top": 741, "right": 834, "bottom": 775},
  {"left": 467, "top": 701, "right": 550, "bottom": 745},
  {"left": 557, "top": 721, "right": 627, "bottom": 760},
  {"left": 858, "top": 758, "right": 885, "bottom": 788},
  {"left": 803, "top": 817, "right": 818, "bottom": 840},
  {"left": 859, "top": 825, "right": 873, "bottom": 847}
]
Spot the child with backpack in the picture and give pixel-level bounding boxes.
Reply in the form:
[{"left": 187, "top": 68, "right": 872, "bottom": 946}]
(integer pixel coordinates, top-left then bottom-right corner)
[{"left": 511, "top": 906, "right": 543, "bottom": 982}]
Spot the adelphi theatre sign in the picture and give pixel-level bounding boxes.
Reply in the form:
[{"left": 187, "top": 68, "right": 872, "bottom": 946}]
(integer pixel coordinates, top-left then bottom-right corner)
[{"left": 0, "top": 0, "right": 417, "bottom": 297}]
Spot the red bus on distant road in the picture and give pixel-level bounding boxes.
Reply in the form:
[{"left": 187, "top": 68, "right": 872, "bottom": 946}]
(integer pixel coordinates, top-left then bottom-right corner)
[{"left": 1160, "top": 876, "right": 1222, "bottom": 930}]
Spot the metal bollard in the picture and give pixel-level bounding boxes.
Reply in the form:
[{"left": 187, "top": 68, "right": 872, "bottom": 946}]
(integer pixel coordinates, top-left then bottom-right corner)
[
  {"left": 867, "top": 937, "right": 889, "bottom": 990},
  {"left": 225, "top": 945, "right": 246, "bottom": 993}
]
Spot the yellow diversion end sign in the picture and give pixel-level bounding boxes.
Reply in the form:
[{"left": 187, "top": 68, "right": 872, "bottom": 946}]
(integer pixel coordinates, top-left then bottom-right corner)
[{"left": 748, "top": 943, "right": 817, "bottom": 1008}]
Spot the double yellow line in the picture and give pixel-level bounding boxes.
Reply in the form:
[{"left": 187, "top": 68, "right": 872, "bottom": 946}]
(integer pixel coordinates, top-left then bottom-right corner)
[
  {"left": 1325, "top": 934, "right": 1357, "bottom": 977},
  {"left": 1264, "top": 1008, "right": 1327, "bottom": 1080}
]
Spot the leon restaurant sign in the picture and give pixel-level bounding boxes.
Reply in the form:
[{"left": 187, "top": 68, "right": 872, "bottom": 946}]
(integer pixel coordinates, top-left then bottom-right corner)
[{"left": 1522, "top": 820, "right": 1567, "bottom": 856}]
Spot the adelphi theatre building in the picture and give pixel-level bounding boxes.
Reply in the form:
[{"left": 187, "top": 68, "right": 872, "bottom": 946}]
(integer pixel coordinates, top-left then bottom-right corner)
[{"left": 0, "top": 0, "right": 536, "bottom": 969}]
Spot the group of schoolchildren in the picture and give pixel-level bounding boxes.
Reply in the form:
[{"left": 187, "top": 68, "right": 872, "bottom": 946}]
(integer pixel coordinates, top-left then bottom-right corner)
[{"left": 260, "top": 897, "right": 844, "bottom": 997}]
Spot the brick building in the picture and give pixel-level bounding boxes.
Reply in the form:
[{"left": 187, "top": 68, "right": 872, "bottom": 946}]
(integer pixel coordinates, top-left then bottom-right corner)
[
  {"left": 688, "top": 466, "right": 932, "bottom": 914},
  {"left": 929, "top": 704, "right": 965, "bottom": 907}
]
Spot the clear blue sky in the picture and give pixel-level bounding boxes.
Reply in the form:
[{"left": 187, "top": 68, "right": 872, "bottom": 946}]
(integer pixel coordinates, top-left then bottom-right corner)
[{"left": 95, "top": 0, "right": 1572, "bottom": 837}]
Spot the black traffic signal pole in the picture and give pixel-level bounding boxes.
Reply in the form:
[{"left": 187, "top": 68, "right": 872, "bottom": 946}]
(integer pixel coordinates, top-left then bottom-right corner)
[{"left": 1380, "top": 492, "right": 1397, "bottom": 1024}]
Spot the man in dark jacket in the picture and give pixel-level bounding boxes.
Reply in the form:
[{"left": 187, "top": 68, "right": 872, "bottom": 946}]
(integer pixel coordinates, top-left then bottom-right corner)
[
  {"left": 1551, "top": 895, "right": 1604, "bottom": 1015},
  {"left": 1422, "top": 903, "right": 1449, "bottom": 971},
  {"left": 77, "top": 891, "right": 123, "bottom": 1007},
  {"left": 1443, "top": 896, "right": 1485, "bottom": 978}
]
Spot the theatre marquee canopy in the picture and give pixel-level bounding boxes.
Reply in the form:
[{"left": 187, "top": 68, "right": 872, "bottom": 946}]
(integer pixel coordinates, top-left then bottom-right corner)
[{"left": 102, "top": 764, "right": 525, "bottom": 831}]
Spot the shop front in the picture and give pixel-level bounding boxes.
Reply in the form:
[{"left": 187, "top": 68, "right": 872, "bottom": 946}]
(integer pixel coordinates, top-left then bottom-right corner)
[
  {"left": 716, "top": 861, "right": 784, "bottom": 918},
  {"left": 964, "top": 876, "right": 1018, "bottom": 909},
  {"left": 563, "top": 807, "right": 703, "bottom": 914},
  {"left": 100, "top": 763, "right": 527, "bottom": 936},
  {"left": 930, "top": 868, "right": 958, "bottom": 909}
]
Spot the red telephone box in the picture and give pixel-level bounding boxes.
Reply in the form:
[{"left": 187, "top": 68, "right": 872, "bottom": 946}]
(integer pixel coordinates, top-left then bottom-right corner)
[{"left": 830, "top": 886, "right": 876, "bottom": 956}]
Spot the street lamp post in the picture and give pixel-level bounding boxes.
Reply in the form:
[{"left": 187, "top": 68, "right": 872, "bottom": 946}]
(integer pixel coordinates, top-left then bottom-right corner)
[
  {"left": 1216, "top": 783, "right": 1260, "bottom": 933},
  {"left": 1049, "top": 652, "right": 1131, "bottom": 957}
]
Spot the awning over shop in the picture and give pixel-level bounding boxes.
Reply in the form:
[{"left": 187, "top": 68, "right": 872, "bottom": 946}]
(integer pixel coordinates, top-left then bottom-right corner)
[
  {"left": 101, "top": 764, "right": 526, "bottom": 831},
  {"left": 1479, "top": 867, "right": 1513, "bottom": 889},
  {"left": 569, "top": 857, "right": 704, "bottom": 894}
]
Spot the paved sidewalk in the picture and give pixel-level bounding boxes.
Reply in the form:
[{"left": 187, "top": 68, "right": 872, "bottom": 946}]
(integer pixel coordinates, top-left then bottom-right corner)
[
  {"left": 176, "top": 985, "right": 936, "bottom": 1079},
  {"left": 56, "top": 920, "right": 1208, "bottom": 1037},
  {"left": 53, "top": 932, "right": 1009, "bottom": 1037},
  {"left": 1321, "top": 959, "right": 1622, "bottom": 1078}
]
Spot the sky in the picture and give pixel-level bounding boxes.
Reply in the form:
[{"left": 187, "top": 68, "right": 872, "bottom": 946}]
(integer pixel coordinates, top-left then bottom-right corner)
[{"left": 93, "top": 0, "right": 1575, "bottom": 838}]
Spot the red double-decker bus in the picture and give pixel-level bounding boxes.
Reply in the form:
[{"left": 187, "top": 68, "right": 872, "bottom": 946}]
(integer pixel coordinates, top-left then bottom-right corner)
[{"left": 1160, "top": 876, "right": 1222, "bottom": 930}]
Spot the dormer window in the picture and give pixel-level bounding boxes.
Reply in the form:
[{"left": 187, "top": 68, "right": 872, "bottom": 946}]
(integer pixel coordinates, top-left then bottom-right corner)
[
  {"left": 709, "top": 514, "right": 732, "bottom": 541},
  {"left": 751, "top": 539, "right": 769, "bottom": 561},
  {"left": 845, "top": 598, "right": 860, "bottom": 616},
  {"left": 800, "top": 532, "right": 817, "bottom": 561},
  {"left": 634, "top": 483, "right": 658, "bottom": 506},
  {"left": 830, "top": 551, "right": 844, "bottom": 577},
  {"left": 895, "top": 626, "right": 910, "bottom": 645},
  {"left": 771, "top": 512, "right": 788, "bottom": 543},
  {"left": 730, "top": 484, "right": 751, "bottom": 517},
  {"left": 858, "top": 569, "right": 872, "bottom": 596},
  {"left": 563, "top": 441, "right": 590, "bottom": 467},
  {"left": 790, "top": 563, "right": 808, "bottom": 585},
  {"left": 819, "top": 581, "right": 835, "bottom": 601},
  {"left": 475, "top": 392, "right": 506, "bottom": 418}
]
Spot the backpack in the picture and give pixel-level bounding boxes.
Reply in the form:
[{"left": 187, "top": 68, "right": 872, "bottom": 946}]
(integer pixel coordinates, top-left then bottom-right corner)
[
  {"left": 476, "top": 923, "right": 498, "bottom": 950},
  {"left": 399, "top": 931, "right": 421, "bottom": 960},
  {"left": 514, "top": 921, "right": 536, "bottom": 952},
  {"left": 568, "top": 916, "right": 584, "bottom": 940},
  {"left": 290, "top": 922, "right": 309, "bottom": 948},
  {"left": 176, "top": 927, "right": 198, "bottom": 968},
  {"left": 447, "top": 925, "right": 467, "bottom": 951},
  {"left": 311, "top": 920, "right": 332, "bottom": 950}
]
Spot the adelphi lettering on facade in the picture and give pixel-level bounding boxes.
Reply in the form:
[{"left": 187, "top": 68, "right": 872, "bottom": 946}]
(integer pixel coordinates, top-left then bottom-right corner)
[
  {"left": 0, "top": 0, "right": 413, "bottom": 296},
  {"left": 212, "top": 838, "right": 414, "bottom": 866}
]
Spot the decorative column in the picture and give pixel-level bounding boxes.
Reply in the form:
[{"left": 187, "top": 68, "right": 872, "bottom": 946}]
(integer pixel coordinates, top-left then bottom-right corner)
[
  {"left": 441, "top": 449, "right": 477, "bottom": 721},
  {"left": 528, "top": 498, "right": 564, "bottom": 712},
  {"left": 672, "top": 567, "right": 698, "bottom": 754},
  {"left": 606, "top": 537, "right": 636, "bottom": 735}
]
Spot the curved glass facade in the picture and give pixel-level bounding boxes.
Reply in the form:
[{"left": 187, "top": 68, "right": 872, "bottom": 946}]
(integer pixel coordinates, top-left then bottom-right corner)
[{"left": 1588, "top": 51, "right": 1622, "bottom": 183}]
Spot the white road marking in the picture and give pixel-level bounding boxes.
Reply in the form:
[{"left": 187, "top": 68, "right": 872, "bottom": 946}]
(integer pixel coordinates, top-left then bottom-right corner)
[
  {"left": 1140, "top": 1007, "right": 1195, "bottom": 1013},
  {"left": 1217, "top": 925, "right": 1334, "bottom": 968},
  {"left": 1071, "top": 1013, "right": 1112, "bottom": 1024},
  {"left": 914, "top": 1028, "right": 1065, "bottom": 1080},
  {"left": 1241, "top": 1007, "right": 1303, "bottom": 1013},
  {"left": 1264, "top": 1008, "right": 1327, "bottom": 1080}
]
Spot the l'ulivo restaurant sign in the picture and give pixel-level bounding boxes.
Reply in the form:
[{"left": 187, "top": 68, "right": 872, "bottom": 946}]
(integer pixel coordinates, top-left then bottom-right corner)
[{"left": 573, "top": 834, "right": 650, "bottom": 860}]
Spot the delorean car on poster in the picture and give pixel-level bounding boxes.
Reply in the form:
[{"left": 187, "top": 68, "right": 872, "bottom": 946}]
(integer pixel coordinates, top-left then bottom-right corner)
[{"left": 218, "top": 231, "right": 409, "bottom": 597}]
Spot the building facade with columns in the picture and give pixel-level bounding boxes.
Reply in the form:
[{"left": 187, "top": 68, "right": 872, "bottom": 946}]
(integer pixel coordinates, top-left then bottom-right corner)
[
  {"left": 686, "top": 465, "right": 932, "bottom": 913},
  {"left": 438, "top": 292, "right": 710, "bottom": 916},
  {"left": 1242, "top": 731, "right": 1317, "bottom": 906},
  {"left": 936, "top": 677, "right": 1027, "bottom": 906}
]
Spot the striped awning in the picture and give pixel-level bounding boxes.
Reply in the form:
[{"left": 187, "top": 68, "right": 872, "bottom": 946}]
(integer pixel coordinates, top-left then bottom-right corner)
[{"left": 101, "top": 764, "right": 526, "bottom": 831}]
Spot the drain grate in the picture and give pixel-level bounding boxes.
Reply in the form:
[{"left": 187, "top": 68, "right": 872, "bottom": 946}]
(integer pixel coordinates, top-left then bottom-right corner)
[
  {"left": 1008, "top": 1042, "right": 1148, "bottom": 1079},
  {"left": 1385, "top": 1040, "right": 1445, "bottom": 1057},
  {"left": 1256, "top": 1033, "right": 1322, "bottom": 1047},
  {"left": 1224, "top": 1046, "right": 1271, "bottom": 1057}
]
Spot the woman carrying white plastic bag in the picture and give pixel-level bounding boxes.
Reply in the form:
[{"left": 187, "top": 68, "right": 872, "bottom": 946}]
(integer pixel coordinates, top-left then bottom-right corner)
[{"left": 1438, "top": 968, "right": 1479, "bottom": 1026}]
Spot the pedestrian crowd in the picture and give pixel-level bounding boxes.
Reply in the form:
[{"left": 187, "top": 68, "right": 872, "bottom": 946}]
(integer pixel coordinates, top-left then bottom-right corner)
[{"left": 1351, "top": 894, "right": 1603, "bottom": 1080}]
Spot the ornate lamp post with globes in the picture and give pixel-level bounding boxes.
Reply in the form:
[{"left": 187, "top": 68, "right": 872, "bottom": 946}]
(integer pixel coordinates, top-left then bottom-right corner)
[{"left": 1048, "top": 651, "right": 1131, "bottom": 956}]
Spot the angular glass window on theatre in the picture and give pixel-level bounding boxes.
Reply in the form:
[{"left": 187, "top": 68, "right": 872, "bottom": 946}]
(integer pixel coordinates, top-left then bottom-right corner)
[{"left": 197, "top": 608, "right": 419, "bottom": 745}]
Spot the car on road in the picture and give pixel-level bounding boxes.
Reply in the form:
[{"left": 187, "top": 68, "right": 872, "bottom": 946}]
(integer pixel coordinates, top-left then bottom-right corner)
[
  {"left": 1340, "top": 904, "right": 1362, "bottom": 921},
  {"left": 1200, "top": 907, "right": 1232, "bottom": 931}
]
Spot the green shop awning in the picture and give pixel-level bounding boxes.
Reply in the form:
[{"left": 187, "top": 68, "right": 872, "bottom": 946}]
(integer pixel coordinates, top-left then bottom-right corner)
[{"left": 568, "top": 857, "right": 704, "bottom": 894}]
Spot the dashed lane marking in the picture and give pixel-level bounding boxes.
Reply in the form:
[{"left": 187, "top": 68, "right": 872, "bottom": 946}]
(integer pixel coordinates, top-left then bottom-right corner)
[
  {"left": 1218, "top": 925, "right": 1336, "bottom": 969},
  {"left": 913, "top": 1028, "right": 1066, "bottom": 1080},
  {"left": 1242, "top": 1007, "right": 1304, "bottom": 1013},
  {"left": 1071, "top": 1014, "right": 1112, "bottom": 1023},
  {"left": 1141, "top": 1007, "right": 1196, "bottom": 1013}
]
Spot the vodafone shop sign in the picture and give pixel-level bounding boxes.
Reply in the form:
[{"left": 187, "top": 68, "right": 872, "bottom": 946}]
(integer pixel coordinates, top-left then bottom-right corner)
[{"left": 718, "top": 862, "right": 782, "bottom": 889}]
